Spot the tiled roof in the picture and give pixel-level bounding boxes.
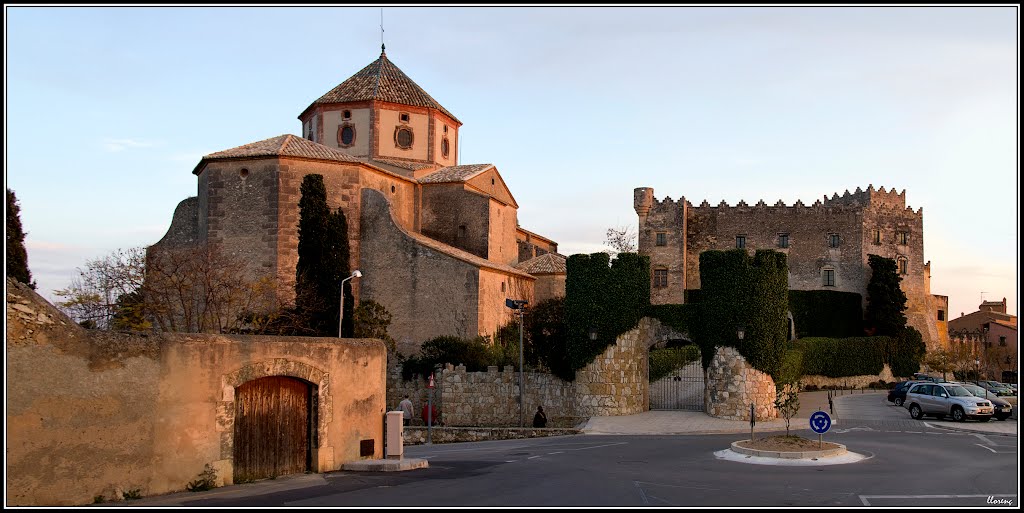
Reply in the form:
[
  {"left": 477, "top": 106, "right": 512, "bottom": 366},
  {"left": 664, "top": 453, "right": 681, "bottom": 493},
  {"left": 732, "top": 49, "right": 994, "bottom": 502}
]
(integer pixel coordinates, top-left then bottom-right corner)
[
  {"left": 312, "top": 52, "right": 459, "bottom": 123},
  {"left": 193, "top": 135, "right": 412, "bottom": 183},
  {"left": 369, "top": 157, "right": 438, "bottom": 171},
  {"left": 515, "top": 253, "right": 567, "bottom": 275},
  {"left": 418, "top": 164, "right": 494, "bottom": 184},
  {"left": 408, "top": 229, "right": 534, "bottom": 279}
]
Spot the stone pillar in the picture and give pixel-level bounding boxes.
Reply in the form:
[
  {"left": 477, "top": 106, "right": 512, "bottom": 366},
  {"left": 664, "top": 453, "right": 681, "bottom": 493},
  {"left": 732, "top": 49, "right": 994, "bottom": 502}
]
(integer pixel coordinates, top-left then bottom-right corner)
[{"left": 704, "top": 346, "right": 778, "bottom": 420}]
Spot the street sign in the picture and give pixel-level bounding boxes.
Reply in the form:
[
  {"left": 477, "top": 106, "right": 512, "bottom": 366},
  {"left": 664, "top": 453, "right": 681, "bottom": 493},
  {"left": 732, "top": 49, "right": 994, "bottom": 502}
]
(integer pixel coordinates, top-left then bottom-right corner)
[
  {"left": 427, "top": 373, "right": 435, "bottom": 389},
  {"left": 505, "top": 298, "right": 528, "bottom": 310},
  {"left": 809, "top": 411, "right": 832, "bottom": 434}
]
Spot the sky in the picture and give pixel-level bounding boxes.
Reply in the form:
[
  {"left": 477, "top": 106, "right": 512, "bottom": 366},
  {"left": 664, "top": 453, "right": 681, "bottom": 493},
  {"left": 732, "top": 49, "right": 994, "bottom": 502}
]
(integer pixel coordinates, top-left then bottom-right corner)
[{"left": 4, "top": 5, "right": 1019, "bottom": 322}]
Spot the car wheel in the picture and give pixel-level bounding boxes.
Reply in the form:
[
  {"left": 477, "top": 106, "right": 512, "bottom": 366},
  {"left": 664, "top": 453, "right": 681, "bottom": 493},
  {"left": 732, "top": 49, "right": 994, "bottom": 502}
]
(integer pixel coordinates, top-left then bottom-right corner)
[
  {"left": 894, "top": 397, "right": 904, "bottom": 407},
  {"left": 909, "top": 404, "right": 923, "bottom": 420},
  {"left": 952, "top": 406, "right": 965, "bottom": 422}
]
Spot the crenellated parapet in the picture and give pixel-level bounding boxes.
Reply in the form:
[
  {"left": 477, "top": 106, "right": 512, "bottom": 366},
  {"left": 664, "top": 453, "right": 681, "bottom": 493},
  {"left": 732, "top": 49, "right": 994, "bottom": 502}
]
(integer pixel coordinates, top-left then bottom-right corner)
[{"left": 668, "top": 185, "right": 922, "bottom": 219}]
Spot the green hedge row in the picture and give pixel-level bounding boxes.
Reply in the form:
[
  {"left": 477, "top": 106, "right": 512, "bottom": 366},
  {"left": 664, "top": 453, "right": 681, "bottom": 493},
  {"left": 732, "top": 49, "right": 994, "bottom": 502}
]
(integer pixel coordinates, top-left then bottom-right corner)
[
  {"left": 788, "top": 290, "right": 863, "bottom": 338},
  {"left": 646, "top": 303, "right": 699, "bottom": 336},
  {"left": 786, "top": 326, "right": 926, "bottom": 379},
  {"left": 649, "top": 345, "right": 701, "bottom": 382}
]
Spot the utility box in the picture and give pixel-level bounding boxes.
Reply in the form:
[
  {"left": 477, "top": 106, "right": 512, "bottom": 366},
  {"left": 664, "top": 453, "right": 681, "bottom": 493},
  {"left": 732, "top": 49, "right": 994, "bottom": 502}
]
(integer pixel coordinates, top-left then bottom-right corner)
[{"left": 385, "top": 411, "right": 404, "bottom": 460}]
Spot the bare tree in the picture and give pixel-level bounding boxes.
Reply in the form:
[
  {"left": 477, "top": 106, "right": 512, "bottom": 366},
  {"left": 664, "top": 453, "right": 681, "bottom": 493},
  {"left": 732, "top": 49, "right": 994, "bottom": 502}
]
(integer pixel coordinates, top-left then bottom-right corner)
[
  {"left": 54, "top": 247, "right": 147, "bottom": 329},
  {"left": 605, "top": 225, "right": 637, "bottom": 256}
]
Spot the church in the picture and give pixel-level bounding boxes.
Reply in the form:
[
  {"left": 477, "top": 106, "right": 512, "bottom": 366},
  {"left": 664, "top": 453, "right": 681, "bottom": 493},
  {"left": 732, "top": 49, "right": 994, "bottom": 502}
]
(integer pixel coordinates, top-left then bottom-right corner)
[{"left": 151, "top": 47, "right": 565, "bottom": 354}]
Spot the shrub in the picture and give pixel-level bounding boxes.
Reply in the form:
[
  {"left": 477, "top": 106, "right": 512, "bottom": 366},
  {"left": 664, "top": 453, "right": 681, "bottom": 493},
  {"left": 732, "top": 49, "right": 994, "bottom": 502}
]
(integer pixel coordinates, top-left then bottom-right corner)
[
  {"left": 793, "top": 337, "right": 885, "bottom": 378},
  {"left": 122, "top": 489, "right": 142, "bottom": 501},
  {"left": 186, "top": 464, "right": 218, "bottom": 492},
  {"left": 788, "top": 290, "right": 863, "bottom": 338}
]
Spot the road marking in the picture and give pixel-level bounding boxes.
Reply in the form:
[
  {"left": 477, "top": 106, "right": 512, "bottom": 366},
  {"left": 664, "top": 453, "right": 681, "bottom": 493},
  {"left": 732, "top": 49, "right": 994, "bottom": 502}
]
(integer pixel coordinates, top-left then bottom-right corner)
[
  {"left": 859, "top": 494, "right": 1016, "bottom": 506},
  {"left": 527, "top": 455, "right": 542, "bottom": 459},
  {"left": 548, "top": 451, "right": 563, "bottom": 455},
  {"left": 974, "top": 444, "right": 998, "bottom": 453},
  {"left": 973, "top": 434, "right": 994, "bottom": 445},
  {"left": 905, "top": 431, "right": 922, "bottom": 434},
  {"left": 565, "top": 441, "right": 629, "bottom": 451}
]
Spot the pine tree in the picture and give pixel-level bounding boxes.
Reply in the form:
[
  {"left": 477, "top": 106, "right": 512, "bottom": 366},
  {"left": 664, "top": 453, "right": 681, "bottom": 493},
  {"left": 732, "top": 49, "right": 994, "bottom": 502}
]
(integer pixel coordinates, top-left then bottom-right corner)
[
  {"left": 864, "top": 254, "right": 908, "bottom": 336},
  {"left": 295, "top": 174, "right": 351, "bottom": 336},
  {"left": 6, "top": 188, "right": 36, "bottom": 289}
]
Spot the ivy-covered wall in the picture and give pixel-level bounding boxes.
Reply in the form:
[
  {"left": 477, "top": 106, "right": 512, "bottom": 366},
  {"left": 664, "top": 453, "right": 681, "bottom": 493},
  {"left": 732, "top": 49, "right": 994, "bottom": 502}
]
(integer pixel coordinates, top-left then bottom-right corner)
[
  {"left": 693, "top": 249, "right": 789, "bottom": 379},
  {"left": 563, "top": 252, "right": 650, "bottom": 381}
]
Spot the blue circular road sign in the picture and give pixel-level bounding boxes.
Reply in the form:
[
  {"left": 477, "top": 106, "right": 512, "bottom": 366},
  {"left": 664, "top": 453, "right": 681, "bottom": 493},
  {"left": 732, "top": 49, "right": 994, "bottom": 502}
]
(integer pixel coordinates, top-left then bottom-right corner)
[{"left": 809, "top": 411, "right": 832, "bottom": 434}]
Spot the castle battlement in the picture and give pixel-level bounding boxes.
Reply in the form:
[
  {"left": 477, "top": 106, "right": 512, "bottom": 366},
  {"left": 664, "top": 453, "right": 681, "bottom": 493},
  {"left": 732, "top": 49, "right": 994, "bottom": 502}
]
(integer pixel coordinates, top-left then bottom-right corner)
[{"left": 637, "top": 186, "right": 923, "bottom": 219}]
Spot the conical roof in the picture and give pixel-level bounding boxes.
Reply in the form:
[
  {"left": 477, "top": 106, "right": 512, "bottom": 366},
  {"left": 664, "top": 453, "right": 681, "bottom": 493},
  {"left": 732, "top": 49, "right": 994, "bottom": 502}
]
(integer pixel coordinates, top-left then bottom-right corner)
[{"left": 310, "top": 51, "right": 459, "bottom": 123}]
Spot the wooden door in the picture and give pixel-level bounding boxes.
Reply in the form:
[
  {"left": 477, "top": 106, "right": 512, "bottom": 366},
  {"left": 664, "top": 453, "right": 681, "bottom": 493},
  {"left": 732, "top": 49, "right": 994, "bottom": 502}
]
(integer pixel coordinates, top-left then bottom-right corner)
[{"left": 233, "top": 376, "right": 311, "bottom": 482}]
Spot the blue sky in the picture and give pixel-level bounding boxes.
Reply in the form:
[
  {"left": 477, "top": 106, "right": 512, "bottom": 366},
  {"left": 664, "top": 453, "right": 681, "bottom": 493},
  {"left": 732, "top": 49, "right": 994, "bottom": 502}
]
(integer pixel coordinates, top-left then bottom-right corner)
[{"left": 5, "top": 5, "right": 1018, "bottom": 320}]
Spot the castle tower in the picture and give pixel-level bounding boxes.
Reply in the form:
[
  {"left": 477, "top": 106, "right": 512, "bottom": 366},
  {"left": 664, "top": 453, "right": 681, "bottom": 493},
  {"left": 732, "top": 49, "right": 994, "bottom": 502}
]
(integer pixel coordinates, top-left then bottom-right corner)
[{"left": 297, "top": 48, "right": 462, "bottom": 172}]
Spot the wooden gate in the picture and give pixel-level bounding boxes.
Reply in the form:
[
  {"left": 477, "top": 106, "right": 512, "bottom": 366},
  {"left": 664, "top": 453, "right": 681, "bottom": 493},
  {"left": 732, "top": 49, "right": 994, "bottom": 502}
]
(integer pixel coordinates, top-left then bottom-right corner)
[
  {"left": 233, "top": 376, "right": 313, "bottom": 482},
  {"left": 650, "top": 360, "right": 705, "bottom": 411}
]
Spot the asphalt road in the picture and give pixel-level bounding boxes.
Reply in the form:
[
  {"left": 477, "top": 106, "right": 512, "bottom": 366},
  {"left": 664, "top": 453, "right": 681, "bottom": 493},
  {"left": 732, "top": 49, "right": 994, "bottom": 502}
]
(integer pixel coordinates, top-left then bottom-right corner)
[{"left": 119, "top": 393, "right": 1018, "bottom": 508}]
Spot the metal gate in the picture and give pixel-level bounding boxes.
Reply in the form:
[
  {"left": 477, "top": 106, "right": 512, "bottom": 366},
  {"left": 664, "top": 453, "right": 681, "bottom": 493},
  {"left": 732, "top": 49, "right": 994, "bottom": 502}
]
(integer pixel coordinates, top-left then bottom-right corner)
[
  {"left": 650, "top": 360, "right": 705, "bottom": 411},
  {"left": 233, "top": 376, "right": 312, "bottom": 482}
]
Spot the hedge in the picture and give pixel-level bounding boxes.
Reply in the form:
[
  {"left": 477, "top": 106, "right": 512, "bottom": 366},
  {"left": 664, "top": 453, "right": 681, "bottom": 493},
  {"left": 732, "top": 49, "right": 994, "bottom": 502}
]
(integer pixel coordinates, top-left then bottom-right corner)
[
  {"left": 649, "top": 345, "right": 701, "bottom": 382},
  {"left": 646, "top": 303, "right": 699, "bottom": 336},
  {"left": 792, "top": 337, "right": 885, "bottom": 378},
  {"left": 788, "top": 290, "right": 863, "bottom": 338}
]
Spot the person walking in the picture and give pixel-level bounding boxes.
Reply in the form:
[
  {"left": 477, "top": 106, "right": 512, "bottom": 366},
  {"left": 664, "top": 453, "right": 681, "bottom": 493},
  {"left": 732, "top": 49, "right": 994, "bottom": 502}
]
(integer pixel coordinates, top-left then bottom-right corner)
[
  {"left": 532, "top": 405, "right": 547, "bottom": 428},
  {"left": 399, "top": 395, "right": 413, "bottom": 426}
]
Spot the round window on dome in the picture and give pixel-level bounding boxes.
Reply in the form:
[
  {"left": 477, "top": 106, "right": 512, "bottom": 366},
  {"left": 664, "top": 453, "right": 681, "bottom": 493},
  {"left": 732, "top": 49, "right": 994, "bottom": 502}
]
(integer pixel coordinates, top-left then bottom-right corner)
[
  {"left": 338, "top": 124, "right": 356, "bottom": 147},
  {"left": 395, "top": 127, "right": 414, "bottom": 149}
]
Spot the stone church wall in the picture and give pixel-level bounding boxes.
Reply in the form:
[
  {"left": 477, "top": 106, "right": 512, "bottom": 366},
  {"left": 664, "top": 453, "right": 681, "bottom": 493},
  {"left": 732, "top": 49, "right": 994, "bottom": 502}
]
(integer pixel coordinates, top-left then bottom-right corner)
[{"left": 6, "top": 278, "right": 387, "bottom": 507}]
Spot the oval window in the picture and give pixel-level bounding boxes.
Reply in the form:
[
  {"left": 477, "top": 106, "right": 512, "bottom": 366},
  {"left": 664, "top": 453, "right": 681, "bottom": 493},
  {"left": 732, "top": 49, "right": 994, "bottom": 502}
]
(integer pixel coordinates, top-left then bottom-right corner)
[
  {"left": 339, "top": 125, "right": 355, "bottom": 146},
  {"left": 441, "top": 137, "right": 450, "bottom": 158},
  {"left": 395, "top": 127, "right": 413, "bottom": 149}
]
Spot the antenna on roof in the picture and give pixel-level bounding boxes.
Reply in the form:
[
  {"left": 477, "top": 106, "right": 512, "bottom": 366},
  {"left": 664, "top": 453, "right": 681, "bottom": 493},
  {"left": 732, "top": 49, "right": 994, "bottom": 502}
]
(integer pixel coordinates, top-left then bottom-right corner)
[
  {"left": 380, "top": 8, "right": 385, "bottom": 54},
  {"left": 981, "top": 292, "right": 988, "bottom": 304}
]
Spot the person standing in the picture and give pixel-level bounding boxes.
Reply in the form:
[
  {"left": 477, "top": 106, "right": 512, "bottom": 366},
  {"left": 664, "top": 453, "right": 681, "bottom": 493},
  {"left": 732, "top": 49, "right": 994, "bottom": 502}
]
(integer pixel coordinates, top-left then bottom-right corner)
[
  {"left": 399, "top": 395, "right": 413, "bottom": 426},
  {"left": 533, "top": 405, "right": 547, "bottom": 428}
]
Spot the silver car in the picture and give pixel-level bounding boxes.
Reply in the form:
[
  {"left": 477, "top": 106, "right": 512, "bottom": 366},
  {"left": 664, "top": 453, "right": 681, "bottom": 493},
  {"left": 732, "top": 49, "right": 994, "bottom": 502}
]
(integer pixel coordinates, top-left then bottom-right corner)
[
  {"left": 958, "top": 382, "right": 1013, "bottom": 421},
  {"left": 905, "top": 382, "right": 994, "bottom": 422}
]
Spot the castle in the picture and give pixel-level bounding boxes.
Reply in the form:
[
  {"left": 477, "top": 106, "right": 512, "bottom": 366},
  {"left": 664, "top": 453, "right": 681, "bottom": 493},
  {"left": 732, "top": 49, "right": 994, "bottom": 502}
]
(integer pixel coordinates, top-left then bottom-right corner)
[
  {"left": 152, "top": 48, "right": 565, "bottom": 354},
  {"left": 634, "top": 185, "right": 949, "bottom": 350}
]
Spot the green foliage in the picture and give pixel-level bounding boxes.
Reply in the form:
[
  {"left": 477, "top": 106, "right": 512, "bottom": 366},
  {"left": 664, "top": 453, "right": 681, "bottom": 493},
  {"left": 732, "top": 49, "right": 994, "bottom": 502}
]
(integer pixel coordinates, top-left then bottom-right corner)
[
  {"left": 649, "top": 345, "right": 701, "bottom": 382},
  {"left": 6, "top": 188, "right": 35, "bottom": 288},
  {"left": 401, "top": 335, "right": 494, "bottom": 380},
  {"left": 683, "top": 288, "right": 702, "bottom": 304},
  {"left": 787, "top": 290, "right": 863, "bottom": 338},
  {"left": 524, "top": 297, "right": 573, "bottom": 381},
  {"left": 563, "top": 252, "right": 650, "bottom": 381},
  {"left": 694, "top": 249, "right": 789, "bottom": 378},
  {"left": 646, "top": 304, "right": 698, "bottom": 337},
  {"left": 186, "top": 464, "right": 218, "bottom": 492},
  {"left": 885, "top": 326, "right": 926, "bottom": 378},
  {"left": 295, "top": 174, "right": 352, "bottom": 336},
  {"left": 792, "top": 337, "right": 885, "bottom": 377},
  {"left": 778, "top": 348, "right": 805, "bottom": 385},
  {"left": 55, "top": 247, "right": 146, "bottom": 331},
  {"left": 774, "top": 378, "right": 802, "bottom": 437},
  {"left": 110, "top": 290, "right": 152, "bottom": 332},
  {"left": 353, "top": 299, "right": 397, "bottom": 355},
  {"left": 865, "top": 254, "right": 908, "bottom": 336},
  {"left": 122, "top": 489, "right": 142, "bottom": 500},
  {"left": 93, "top": 495, "right": 106, "bottom": 504}
]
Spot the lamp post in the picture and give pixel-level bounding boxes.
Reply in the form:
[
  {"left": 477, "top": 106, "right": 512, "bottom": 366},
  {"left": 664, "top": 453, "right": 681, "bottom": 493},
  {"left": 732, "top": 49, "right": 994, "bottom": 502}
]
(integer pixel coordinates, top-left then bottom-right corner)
[
  {"left": 736, "top": 325, "right": 746, "bottom": 342},
  {"left": 338, "top": 270, "right": 362, "bottom": 338},
  {"left": 506, "top": 298, "right": 528, "bottom": 427}
]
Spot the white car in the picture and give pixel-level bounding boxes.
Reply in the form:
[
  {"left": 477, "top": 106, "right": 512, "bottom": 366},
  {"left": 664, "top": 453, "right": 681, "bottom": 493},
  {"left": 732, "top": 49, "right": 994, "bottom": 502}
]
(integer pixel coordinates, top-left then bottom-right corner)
[{"left": 905, "top": 382, "right": 993, "bottom": 422}]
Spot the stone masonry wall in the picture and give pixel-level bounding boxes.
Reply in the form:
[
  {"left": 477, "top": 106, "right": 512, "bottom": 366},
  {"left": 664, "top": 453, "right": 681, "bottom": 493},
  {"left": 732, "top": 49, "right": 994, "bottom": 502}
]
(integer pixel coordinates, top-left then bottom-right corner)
[
  {"left": 704, "top": 346, "right": 778, "bottom": 421},
  {"left": 6, "top": 278, "right": 387, "bottom": 507},
  {"left": 800, "top": 364, "right": 896, "bottom": 390}
]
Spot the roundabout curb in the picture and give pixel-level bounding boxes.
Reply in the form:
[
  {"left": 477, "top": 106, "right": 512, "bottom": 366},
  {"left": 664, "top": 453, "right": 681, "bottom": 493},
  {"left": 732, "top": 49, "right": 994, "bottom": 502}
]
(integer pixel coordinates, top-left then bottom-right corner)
[{"left": 729, "top": 440, "right": 847, "bottom": 459}]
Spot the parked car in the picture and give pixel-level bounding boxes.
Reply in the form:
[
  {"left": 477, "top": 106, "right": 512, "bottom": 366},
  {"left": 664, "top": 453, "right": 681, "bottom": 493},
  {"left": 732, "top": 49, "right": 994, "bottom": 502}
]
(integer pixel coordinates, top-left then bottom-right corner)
[
  {"left": 887, "top": 380, "right": 921, "bottom": 406},
  {"left": 974, "top": 381, "right": 1014, "bottom": 396},
  {"left": 905, "top": 382, "right": 993, "bottom": 422},
  {"left": 956, "top": 382, "right": 1013, "bottom": 421}
]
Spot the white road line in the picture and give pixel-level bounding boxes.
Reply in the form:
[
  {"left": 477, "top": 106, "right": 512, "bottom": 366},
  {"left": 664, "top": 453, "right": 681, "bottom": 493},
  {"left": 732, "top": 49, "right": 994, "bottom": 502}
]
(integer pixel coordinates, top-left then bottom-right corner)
[
  {"left": 565, "top": 441, "right": 629, "bottom": 451},
  {"left": 527, "top": 455, "right": 541, "bottom": 459},
  {"left": 548, "top": 451, "right": 563, "bottom": 455},
  {"left": 634, "top": 481, "right": 650, "bottom": 505},
  {"left": 973, "top": 434, "right": 994, "bottom": 445},
  {"left": 905, "top": 431, "right": 922, "bottom": 434},
  {"left": 974, "top": 444, "right": 998, "bottom": 453},
  {"left": 859, "top": 494, "right": 1016, "bottom": 506}
]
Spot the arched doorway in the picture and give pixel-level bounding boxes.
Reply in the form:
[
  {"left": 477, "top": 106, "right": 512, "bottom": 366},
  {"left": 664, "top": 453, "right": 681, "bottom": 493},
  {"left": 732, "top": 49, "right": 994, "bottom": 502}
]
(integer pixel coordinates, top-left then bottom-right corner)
[{"left": 233, "top": 376, "right": 314, "bottom": 482}]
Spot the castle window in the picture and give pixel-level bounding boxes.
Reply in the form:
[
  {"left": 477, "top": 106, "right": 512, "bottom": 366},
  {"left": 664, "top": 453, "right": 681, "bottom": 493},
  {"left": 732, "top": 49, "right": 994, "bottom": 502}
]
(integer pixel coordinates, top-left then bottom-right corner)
[
  {"left": 828, "top": 233, "right": 840, "bottom": 248},
  {"left": 342, "top": 110, "right": 351, "bottom": 120},
  {"left": 338, "top": 123, "right": 356, "bottom": 147},
  {"left": 736, "top": 235, "right": 746, "bottom": 249},
  {"left": 656, "top": 232, "right": 667, "bottom": 246},
  {"left": 823, "top": 269, "right": 835, "bottom": 287},
  {"left": 872, "top": 229, "right": 881, "bottom": 245},
  {"left": 501, "top": 281, "right": 506, "bottom": 293},
  {"left": 999, "top": 336, "right": 1006, "bottom": 347},
  {"left": 458, "top": 225, "right": 466, "bottom": 238},
  {"left": 239, "top": 168, "right": 249, "bottom": 178},
  {"left": 441, "top": 137, "right": 450, "bottom": 158},
  {"left": 653, "top": 269, "right": 668, "bottom": 288},
  {"left": 778, "top": 233, "right": 789, "bottom": 249},
  {"left": 400, "top": 112, "right": 410, "bottom": 123},
  {"left": 443, "top": 124, "right": 448, "bottom": 133},
  {"left": 937, "top": 310, "right": 945, "bottom": 321},
  {"left": 897, "top": 231, "right": 909, "bottom": 245},
  {"left": 897, "top": 256, "right": 908, "bottom": 275},
  {"left": 395, "top": 127, "right": 414, "bottom": 149}
]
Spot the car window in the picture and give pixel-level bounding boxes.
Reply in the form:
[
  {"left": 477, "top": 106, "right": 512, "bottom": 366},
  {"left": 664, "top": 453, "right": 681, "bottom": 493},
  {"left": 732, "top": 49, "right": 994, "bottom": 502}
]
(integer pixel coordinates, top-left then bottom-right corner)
[
  {"left": 947, "top": 386, "right": 973, "bottom": 397},
  {"left": 932, "top": 386, "right": 947, "bottom": 397},
  {"left": 912, "top": 384, "right": 932, "bottom": 395}
]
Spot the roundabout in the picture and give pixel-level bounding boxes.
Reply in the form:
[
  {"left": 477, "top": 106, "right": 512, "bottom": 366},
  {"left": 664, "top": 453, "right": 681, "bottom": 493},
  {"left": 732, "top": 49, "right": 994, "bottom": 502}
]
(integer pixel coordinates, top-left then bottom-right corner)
[{"left": 716, "top": 436, "right": 869, "bottom": 466}]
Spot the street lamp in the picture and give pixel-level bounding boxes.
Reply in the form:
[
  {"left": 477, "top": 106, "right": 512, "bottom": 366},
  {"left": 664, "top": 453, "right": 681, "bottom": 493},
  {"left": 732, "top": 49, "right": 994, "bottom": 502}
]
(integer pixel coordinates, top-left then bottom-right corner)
[
  {"left": 588, "top": 327, "right": 599, "bottom": 342},
  {"left": 736, "top": 325, "right": 746, "bottom": 341},
  {"left": 505, "top": 298, "right": 528, "bottom": 427},
  {"left": 339, "top": 270, "right": 362, "bottom": 338}
]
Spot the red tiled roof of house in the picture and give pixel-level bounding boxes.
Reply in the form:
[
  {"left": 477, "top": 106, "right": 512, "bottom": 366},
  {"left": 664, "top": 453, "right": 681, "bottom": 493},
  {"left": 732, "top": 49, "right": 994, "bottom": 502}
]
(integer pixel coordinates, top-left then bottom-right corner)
[
  {"left": 515, "top": 253, "right": 567, "bottom": 275},
  {"left": 418, "top": 164, "right": 494, "bottom": 184}
]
